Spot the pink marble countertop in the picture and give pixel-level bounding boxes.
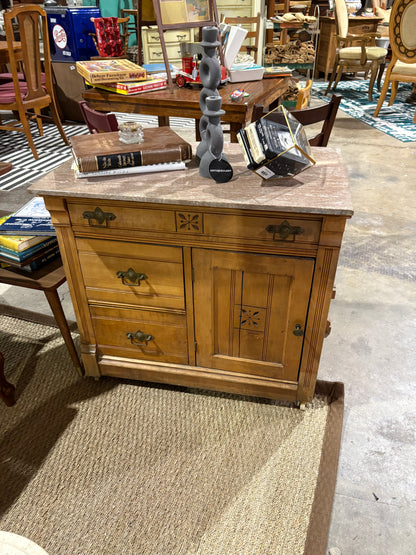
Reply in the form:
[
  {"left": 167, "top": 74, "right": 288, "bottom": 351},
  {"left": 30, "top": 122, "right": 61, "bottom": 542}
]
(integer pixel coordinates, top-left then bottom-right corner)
[{"left": 29, "top": 145, "right": 353, "bottom": 216}]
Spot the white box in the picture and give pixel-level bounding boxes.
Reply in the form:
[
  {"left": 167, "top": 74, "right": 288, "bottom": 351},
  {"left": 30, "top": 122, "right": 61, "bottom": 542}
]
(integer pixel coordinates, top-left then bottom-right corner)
[
  {"left": 223, "top": 26, "right": 248, "bottom": 69},
  {"left": 228, "top": 65, "right": 265, "bottom": 83}
]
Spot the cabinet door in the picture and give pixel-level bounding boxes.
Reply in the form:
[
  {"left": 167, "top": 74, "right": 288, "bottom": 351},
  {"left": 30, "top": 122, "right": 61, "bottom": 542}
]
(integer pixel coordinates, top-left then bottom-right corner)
[{"left": 193, "top": 249, "right": 314, "bottom": 382}]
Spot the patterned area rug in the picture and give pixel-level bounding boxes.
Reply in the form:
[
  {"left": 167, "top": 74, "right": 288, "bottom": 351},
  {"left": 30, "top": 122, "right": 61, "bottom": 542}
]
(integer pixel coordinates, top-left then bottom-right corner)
[
  {"left": 0, "top": 113, "right": 195, "bottom": 191},
  {"left": 313, "top": 80, "right": 416, "bottom": 143}
]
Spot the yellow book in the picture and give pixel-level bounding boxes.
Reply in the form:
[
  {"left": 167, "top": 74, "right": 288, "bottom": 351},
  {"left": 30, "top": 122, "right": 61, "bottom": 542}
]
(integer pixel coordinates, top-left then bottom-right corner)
[{"left": 0, "top": 214, "right": 51, "bottom": 252}]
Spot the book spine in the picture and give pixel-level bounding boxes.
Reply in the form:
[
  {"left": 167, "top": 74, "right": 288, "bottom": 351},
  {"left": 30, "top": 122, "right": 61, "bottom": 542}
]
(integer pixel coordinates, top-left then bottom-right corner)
[
  {"left": 0, "top": 228, "right": 52, "bottom": 252},
  {"left": 0, "top": 237, "right": 57, "bottom": 261},
  {"left": 0, "top": 234, "right": 29, "bottom": 252},
  {"left": 75, "top": 161, "right": 186, "bottom": 178},
  {"left": 77, "top": 145, "right": 191, "bottom": 173},
  {"left": 258, "top": 120, "right": 290, "bottom": 159},
  {"left": 21, "top": 249, "right": 60, "bottom": 272},
  {"left": 78, "top": 151, "right": 143, "bottom": 173},
  {"left": 91, "top": 81, "right": 166, "bottom": 95},
  {"left": 245, "top": 123, "right": 266, "bottom": 164},
  {"left": 236, "top": 129, "right": 258, "bottom": 170},
  {"left": 126, "top": 83, "right": 166, "bottom": 94},
  {"left": 255, "top": 119, "right": 274, "bottom": 159}
]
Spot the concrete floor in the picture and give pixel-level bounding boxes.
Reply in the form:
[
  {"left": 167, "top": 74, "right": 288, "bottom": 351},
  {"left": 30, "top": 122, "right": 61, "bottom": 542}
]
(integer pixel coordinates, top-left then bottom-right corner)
[{"left": 1, "top": 97, "right": 415, "bottom": 554}]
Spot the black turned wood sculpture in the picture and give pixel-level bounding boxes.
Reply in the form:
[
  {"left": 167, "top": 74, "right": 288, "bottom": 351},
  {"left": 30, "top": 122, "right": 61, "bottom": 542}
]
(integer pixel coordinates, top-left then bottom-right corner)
[{"left": 196, "top": 26, "right": 233, "bottom": 183}]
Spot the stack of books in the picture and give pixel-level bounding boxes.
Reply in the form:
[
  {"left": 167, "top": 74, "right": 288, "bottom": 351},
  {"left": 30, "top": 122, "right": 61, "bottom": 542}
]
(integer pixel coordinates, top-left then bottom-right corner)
[
  {"left": 237, "top": 107, "right": 315, "bottom": 180},
  {"left": 88, "top": 77, "right": 167, "bottom": 96},
  {"left": 0, "top": 209, "right": 59, "bottom": 272},
  {"left": 70, "top": 127, "right": 192, "bottom": 179}
]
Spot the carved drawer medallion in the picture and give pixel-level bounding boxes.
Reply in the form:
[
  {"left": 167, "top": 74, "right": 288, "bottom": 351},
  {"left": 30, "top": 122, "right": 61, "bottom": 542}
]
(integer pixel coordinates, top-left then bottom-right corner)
[{"left": 175, "top": 211, "right": 203, "bottom": 233}]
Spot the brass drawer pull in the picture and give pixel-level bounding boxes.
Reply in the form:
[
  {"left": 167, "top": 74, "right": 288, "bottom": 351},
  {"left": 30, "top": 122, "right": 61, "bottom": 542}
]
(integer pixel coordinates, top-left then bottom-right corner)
[
  {"left": 293, "top": 324, "right": 304, "bottom": 337},
  {"left": 266, "top": 220, "right": 304, "bottom": 241},
  {"left": 117, "top": 268, "right": 147, "bottom": 286},
  {"left": 126, "top": 330, "right": 154, "bottom": 346},
  {"left": 82, "top": 206, "right": 116, "bottom": 228}
]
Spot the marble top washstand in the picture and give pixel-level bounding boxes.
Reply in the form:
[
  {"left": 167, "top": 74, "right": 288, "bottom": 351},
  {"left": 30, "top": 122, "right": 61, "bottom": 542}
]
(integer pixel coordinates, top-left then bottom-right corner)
[{"left": 29, "top": 145, "right": 353, "bottom": 217}]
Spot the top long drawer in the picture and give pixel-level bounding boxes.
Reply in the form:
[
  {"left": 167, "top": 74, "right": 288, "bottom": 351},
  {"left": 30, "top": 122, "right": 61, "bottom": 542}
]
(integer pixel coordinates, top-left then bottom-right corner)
[{"left": 67, "top": 201, "right": 322, "bottom": 248}]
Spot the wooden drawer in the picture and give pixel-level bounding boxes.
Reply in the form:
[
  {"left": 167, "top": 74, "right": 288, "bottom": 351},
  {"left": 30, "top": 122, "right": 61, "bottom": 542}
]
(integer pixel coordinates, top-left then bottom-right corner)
[
  {"left": 219, "top": 0, "right": 251, "bottom": 8},
  {"left": 77, "top": 238, "right": 185, "bottom": 310},
  {"left": 145, "top": 28, "right": 192, "bottom": 44},
  {"left": 203, "top": 213, "right": 321, "bottom": 246},
  {"left": 68, "top": 202, "right": 176, "bottom": 234},
  {"left": 219, "top": 6, "right": 252, "bottom": 17},
  {"left": 147, "top": 43, "right": 184, "bottom": 62},
  {"left": 90, "top": 305, "right": 188, "bottom": 364}
]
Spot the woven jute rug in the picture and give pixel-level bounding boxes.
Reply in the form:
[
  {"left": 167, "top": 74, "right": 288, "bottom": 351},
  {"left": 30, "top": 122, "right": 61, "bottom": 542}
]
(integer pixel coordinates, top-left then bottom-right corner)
[{"left": 0, "top": 313, "right": 344, "bottom": 555}]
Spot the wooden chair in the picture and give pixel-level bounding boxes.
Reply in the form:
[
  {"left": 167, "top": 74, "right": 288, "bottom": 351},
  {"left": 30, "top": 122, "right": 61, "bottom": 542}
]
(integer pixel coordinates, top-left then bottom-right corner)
[
  {"left": 220, "top": 13, "right": 262, "bottom": 62},
  {"left": 0, "top": 5, "right": 69, "bottom": 160},
  {"left": 325, "top": 0, "right": 387, "bottom": 101},
  {"left": 89, "top": 17, "right": 131, "bottom": 59},
  {"left": 78, "top": 101, "right": 119, "bottom": 134},
  {"left": 373, "top": 0, "right": 416, "bottom": 122},
  {"left": 295, "top": 78, "right": 313, "bottom": 109},
  {"left": 251, "top": 92, "right": 342, "bottom": 147}
]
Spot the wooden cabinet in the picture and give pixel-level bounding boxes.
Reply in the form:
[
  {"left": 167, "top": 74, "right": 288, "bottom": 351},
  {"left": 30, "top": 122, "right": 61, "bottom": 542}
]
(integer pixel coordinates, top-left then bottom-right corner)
[
  {"left": 218, "top": 0, "right": 254, "bottom": 19},
  {"left": 30, "top": 145, "right": 353, "bottom": 405},
  {"left": 138, "top": 0, "right": 260, "bottom": 66},
  {"left": 316, "top": 16, "right": 382, "bottom": 79},
  {"left": 142, "top": 27, "right": 194, "bottom": 65}
]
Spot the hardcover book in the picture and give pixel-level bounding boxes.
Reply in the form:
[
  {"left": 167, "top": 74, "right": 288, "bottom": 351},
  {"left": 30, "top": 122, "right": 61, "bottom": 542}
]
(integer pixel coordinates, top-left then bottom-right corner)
[
  {"left": 0, "top": 214, "right": 54, "bottom": 252},
  {"left": 254, "top": 118, "right": 294, "bottom": 160},
  {"left": 0, "top": 243, "right": 60, "bottom": 272},
  {"left": 76, "top": 59, "right": 147, "bottom": 84},
  {"left": 0, "top": 197, "right": 55, "bottom": 236},
  {"left": 0, "top": 236, "right": 58, "bottom": 262},
  {"left": 70, "top": 128, "right": 192, "bottom": 174},
  {"left": 74, "top": 161, "right": 186, "bottom": 179},
  {"left": 239, "top": 106, "right": 315, "bottom": 180},
  {"left": 88, "top": 77, "right": 167, "bottom": 95}
]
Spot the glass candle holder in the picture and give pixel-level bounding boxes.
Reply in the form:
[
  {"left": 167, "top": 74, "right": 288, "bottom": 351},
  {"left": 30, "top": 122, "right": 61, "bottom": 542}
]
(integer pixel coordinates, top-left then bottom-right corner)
[{"left": 118, "top": 122, "right": 144, "bottom": 144}]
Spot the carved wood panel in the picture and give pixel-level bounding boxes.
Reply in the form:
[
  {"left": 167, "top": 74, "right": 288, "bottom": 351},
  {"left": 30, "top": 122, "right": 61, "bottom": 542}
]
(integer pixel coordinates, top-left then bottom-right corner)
[{"left": 193, "top": 248, "right": 315, "bottom": 381}]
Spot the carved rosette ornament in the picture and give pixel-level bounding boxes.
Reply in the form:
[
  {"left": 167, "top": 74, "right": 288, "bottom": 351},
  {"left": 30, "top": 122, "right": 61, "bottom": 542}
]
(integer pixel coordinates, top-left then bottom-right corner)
[{"left": 196, "top": 26, "right": 233, "bottom": 183}]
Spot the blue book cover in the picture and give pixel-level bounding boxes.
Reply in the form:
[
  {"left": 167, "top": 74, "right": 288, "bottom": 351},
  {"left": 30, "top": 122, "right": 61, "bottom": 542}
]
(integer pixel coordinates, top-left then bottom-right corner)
[
  {"left": 142, "top": 63, "right": 173, "bottom": 74},
  {"left": 0, "top": 197, "right": 55, "bottom": 236}
]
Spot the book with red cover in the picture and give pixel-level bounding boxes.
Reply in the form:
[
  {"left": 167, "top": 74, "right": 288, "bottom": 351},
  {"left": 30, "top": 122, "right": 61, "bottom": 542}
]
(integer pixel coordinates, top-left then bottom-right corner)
[
  {"left": 89, "top": 77, "right": 167, "bottom": 95},
  {"left": 76, "top": 59, "right": 147, "bottom": 84},
  {"left": 70, "top": 128, "right": 192, "bottom": 173}
]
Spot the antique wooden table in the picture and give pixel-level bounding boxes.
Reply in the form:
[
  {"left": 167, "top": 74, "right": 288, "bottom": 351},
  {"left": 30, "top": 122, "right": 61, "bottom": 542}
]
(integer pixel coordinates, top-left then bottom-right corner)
[
  {"left": 82, "top": 77, "right": 290, "bottom": 142},
  {"left": 29, "top": 145, "right": 353, "bottom": 406},
  {"left": 0, "top": 40, "right": 22, "bottom": 65}
]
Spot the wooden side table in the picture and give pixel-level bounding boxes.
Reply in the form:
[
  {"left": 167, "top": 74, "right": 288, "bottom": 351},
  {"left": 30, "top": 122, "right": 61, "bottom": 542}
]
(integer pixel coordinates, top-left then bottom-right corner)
[{"left": 0, "top": 257, "right": 82, "bottom": 407}]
